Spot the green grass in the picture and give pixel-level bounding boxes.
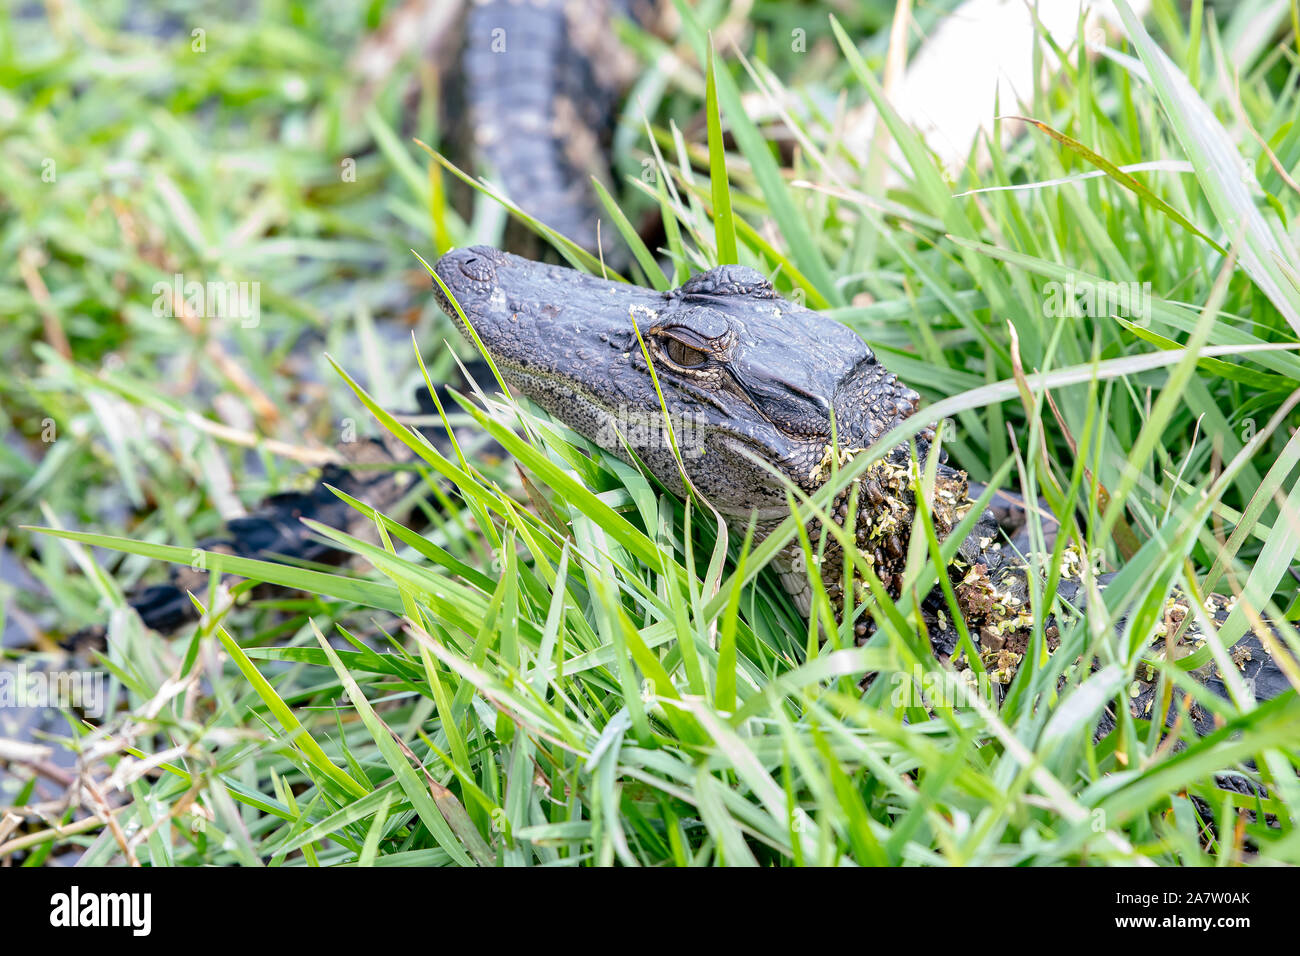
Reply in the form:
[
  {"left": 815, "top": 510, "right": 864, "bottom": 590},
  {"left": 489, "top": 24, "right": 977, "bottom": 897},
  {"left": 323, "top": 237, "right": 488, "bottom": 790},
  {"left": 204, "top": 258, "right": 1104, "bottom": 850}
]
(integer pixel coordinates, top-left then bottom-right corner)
[{"left": 3, "top": 0, "right": 1300, "bottom": 865}]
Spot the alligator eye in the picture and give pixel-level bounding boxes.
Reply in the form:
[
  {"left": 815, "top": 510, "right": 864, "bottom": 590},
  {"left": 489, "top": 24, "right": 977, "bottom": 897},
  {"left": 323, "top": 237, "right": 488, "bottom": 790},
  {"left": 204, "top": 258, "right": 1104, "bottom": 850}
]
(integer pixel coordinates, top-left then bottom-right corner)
[{"left": 662, "top": 337, "right": 708, "bottom": 369}]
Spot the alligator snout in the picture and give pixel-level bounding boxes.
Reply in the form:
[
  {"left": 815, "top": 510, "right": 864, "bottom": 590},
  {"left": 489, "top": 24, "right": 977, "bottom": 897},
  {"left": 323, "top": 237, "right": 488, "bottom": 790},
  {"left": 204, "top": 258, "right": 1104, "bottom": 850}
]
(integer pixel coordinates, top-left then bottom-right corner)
[
  {"left": 455, "top": 251, "right": 497, "bottom": 284},
  {"left": 435, "top": 245, "right": 499, "bottom": 289},
  {"left": 431, "top": 246, "right": 507, "bottom": 330}
]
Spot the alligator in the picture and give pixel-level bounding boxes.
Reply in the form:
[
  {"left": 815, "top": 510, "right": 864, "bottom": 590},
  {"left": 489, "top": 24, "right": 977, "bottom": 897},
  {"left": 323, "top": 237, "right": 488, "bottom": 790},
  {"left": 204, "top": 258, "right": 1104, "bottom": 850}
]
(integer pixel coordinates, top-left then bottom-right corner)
[
  {"left": 429, "top": 245, "right": 1297, "bottom": 736},
  {"left": 68, "top": 245, "right": 1294, "bottom": 742}
]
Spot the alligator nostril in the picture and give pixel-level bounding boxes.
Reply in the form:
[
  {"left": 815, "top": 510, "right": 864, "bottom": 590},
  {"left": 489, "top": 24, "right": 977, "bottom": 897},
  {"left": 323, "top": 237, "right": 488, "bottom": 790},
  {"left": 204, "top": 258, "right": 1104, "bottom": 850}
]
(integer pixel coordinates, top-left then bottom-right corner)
[{"left": 459, "top": 255, "right": 495, "bottom": 283}]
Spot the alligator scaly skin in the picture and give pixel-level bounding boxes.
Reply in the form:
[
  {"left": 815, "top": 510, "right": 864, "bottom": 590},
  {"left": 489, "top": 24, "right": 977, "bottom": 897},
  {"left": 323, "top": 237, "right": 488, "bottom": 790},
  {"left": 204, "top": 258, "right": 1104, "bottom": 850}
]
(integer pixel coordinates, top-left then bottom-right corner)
[{"left": 461, "top": 0, "right": 642, "bottom": 262}]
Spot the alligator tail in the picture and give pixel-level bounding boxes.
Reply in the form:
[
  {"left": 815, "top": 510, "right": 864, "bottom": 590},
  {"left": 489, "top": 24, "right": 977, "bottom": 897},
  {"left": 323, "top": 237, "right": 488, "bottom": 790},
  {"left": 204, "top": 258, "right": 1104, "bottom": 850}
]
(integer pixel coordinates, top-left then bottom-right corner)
[{"left": 460, "top": 0, "right": 642, "bottom": 265}]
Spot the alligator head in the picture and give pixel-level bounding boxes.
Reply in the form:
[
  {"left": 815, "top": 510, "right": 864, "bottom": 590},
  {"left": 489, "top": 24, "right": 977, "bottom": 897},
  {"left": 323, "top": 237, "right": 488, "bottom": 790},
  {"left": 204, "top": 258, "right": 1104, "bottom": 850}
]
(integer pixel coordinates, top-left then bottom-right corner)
[{"left": 432, "top": 246, "right": 927, "bottom": 523}]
